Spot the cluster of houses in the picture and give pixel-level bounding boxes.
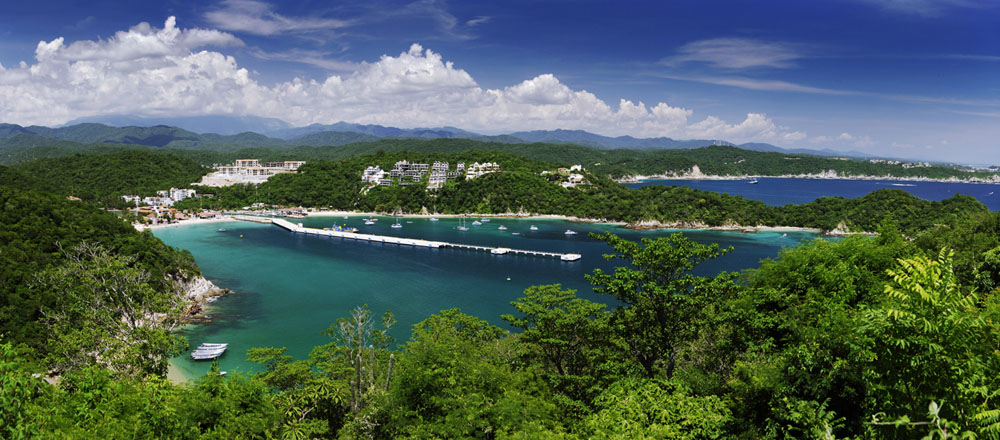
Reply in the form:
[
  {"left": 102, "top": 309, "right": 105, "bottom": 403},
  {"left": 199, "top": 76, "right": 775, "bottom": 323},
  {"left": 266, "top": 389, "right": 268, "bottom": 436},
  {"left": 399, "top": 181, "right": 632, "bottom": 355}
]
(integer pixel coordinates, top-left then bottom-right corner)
[
  {"left": 199, "top": 159, "right": 307, "bottom": 186},
  {"left": 362, "top": 160, "right": 501, "bottom": 189},
  {"left": 541, "top": 164, "right": 589, "bottom": 188},
  {"left": 122, "top": 188, "right": 200, "bottom": 207},
  {"left": 869, "top": 159, "right": 932, "bottom": 168}
]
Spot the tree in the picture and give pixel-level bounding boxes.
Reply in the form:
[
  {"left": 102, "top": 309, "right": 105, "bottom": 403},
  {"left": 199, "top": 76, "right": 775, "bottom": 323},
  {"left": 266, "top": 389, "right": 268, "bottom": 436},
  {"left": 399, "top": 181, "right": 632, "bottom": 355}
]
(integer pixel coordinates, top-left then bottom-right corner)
[
  {"left": 502, "top": 284, "right": 619, "bottom": 413},
  {"left": 36, "top": 241, "right": 185, "bottom": 377},
  {"left": 586, "top": 232, "right": 733, "bottom": 378}
]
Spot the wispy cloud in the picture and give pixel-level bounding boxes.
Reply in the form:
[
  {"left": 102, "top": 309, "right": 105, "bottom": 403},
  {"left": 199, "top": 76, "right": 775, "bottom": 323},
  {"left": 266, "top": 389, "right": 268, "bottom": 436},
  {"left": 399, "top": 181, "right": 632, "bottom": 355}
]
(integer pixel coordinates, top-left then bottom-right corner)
[
  {"left": 655, "top": 74, "right": 851, "bottom": 95},
  {"left": 945, "top": 53, "right": 1000, "bottom": 62},
  {"left": 854, "top": 0, "right": 985, "bottom": 17},
  {"left": 466, "top": 16, "right": 491, "bottom": 26},
  {"left": 654, "top": 73, "right": 1000, "bottom": 108},
  {"left": 663, "top": 38, "right": 806, "bottom": 69},
  {"left": 248, "top": 48, "right": 359, "bottom": 71},
  {"left": 204, "top": 0, "right": 353, "bottom": 36}
]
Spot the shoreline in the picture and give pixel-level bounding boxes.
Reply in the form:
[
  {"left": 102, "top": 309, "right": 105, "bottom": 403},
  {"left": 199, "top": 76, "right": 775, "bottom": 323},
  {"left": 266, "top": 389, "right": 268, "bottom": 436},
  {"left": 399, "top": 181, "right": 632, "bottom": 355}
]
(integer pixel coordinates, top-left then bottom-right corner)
[
  {"left": 132, "top": 211, "right": 850, "bottom": 235},
  {"left": 135, "top": 216, "right": 232, "bottom": 231},
  {"left": 617, "top": 173, "right": 1000, "bottom": 185}
]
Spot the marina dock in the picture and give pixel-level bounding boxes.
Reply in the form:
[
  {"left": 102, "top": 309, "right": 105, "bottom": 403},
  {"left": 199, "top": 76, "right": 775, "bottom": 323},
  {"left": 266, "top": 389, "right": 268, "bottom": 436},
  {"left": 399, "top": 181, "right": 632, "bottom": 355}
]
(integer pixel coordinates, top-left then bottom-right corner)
[{"left": 231, "top": 216, "right": 582, "bottom": 261}]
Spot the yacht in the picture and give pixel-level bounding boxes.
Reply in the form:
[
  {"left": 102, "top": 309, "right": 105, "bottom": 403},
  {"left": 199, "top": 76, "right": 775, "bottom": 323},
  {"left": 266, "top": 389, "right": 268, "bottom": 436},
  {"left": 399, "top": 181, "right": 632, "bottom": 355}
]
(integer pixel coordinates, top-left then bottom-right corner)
[
  {"left": 497, "top": 225, "right": 507, "bottom": 231},
  {"left": 429, "top": 217, "right": 440, "bottom": 222},
  {"left": 748, "top": 177, "right": 759, "bottom": 184},
  {"left": 472, "top": 220, "right": 483, "bottom": 226},
  {"left": 529, "top": 225, "right": 539, "bottom": 231},
  {"left": 481, "top": 218, "right": 490, "bottom": 223},
  {"left": 564, "top": 229, "right": 577, "bottom": 235},
  {"left": 391, "top": 215, "right": 403, "bottom": 229},
  {"left": 364, "top": 219, "right": 375, "bottom": 225},
  {"left": 457, "top": 216, "right": 469, "bottom": 231}
]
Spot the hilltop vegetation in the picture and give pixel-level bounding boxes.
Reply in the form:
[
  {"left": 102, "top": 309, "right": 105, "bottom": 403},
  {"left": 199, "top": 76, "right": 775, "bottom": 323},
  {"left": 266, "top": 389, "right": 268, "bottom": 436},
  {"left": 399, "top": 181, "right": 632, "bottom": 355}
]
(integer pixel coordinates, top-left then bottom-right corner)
[
  {"left": 3, "top": 129, "right": 996, "bottom": 182},
  {"left": 0, "top": 150, "right": 208, "bottom": 204},
  {"left": 177, "top": 151, "right": 988, "bottom": 235},
  {"left": 0, "top": 186, "right": 200, "bottom": 362}
]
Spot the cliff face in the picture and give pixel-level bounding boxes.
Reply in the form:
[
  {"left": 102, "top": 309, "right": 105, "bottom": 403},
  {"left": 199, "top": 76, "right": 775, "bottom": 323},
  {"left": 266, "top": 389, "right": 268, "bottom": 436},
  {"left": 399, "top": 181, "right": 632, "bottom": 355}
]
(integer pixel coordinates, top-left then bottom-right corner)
[{"left": 175, "top": 275, "right": 222, "bottom": 303}]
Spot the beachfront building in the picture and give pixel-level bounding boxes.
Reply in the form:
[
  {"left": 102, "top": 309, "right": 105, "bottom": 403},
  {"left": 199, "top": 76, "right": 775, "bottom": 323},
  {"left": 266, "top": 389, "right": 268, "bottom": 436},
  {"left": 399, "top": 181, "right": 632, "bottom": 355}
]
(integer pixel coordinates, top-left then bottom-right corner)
[{"left": 169, "top": 188, "right": 196, "bottom": 202}]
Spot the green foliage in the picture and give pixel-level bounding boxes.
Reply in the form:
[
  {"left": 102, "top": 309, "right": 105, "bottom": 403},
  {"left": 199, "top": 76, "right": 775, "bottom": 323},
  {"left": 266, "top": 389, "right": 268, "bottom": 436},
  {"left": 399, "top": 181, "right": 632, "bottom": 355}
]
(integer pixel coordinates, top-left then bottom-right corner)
[
  {"left": 583, "top": 378, "right": 732, "bottom": 439},
  {"left": 863, "top": 249, "right": 999, "bottom": 434},
  {"left": 2, "top": 150, "right": 208, "bottom": 204},
  {"left": 502, "top": 284, "right": 620, "bottom": 417},
  {"left": 385, "top": 309, "right": 564, "bottom": 439},
  {"left": 0, "top": 186, "right": 199, "bottom": 355},
  {"left": 587, "top": 232, "right": 734, "bottom": 378}
]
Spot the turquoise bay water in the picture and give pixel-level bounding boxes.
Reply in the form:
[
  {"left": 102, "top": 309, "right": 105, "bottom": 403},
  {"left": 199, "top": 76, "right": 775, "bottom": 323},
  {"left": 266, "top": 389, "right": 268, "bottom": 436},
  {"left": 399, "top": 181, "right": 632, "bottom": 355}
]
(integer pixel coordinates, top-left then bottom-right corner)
[
  {"left": 156, "top": 217, "right": 817, "bottom": 379},
  {"left": 627, "top": 178, "right": 1000, "bottom": 211}
]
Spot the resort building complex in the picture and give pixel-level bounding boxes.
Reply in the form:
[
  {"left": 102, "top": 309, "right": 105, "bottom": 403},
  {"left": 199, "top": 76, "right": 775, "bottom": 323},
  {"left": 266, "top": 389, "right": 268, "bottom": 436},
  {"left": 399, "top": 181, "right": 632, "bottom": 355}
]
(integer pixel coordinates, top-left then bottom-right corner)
[
  {"left": 199, "top": 159, "right": 307, "bottom": 186},
  {"left": 361, "top": 160, "right": 501, "bottom": 189}
]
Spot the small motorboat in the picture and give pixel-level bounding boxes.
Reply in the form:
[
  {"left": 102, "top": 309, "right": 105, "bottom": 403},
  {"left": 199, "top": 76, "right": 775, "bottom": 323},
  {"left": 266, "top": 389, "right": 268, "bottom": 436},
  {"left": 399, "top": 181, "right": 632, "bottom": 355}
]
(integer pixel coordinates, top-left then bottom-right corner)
[
  {"left": 472, "top": 221, "right": 482, "bottom": 226},
  {"left": 511, "top": 232, "right": 520, "bottom": 235},
  {"left": 364, "top": 219, "right": 375, "bottom": 225},
  {"left": 564, "top": 229, "right": 577, "bottom": 235},
  {"left": 217, "top": 228, "right": 227, "bottom": 232},
  {"left": 481, "top": 218, "right": 490, "bottom": 223},
  {"left": 529, "top": 225, "right": 539, "bottom": 231},
  {"left": 429, "top": 217, "right": 440, "bottom": 222},
  {"left": 497, "top": 225, "right": 507, "bottom": 230}
]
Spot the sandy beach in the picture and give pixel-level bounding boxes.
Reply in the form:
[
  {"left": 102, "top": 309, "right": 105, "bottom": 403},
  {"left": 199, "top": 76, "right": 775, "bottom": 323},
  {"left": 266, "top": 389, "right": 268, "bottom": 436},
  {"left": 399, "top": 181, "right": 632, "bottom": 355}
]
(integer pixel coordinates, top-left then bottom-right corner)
[{"left": 134, "top": 216, "right": 233, "bottom": 232}]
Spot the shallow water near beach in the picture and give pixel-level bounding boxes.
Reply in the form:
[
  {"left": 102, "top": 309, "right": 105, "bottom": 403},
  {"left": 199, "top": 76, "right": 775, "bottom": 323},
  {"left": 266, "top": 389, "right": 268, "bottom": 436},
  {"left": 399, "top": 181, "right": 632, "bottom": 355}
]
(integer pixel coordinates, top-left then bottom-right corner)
[{"left": 156, "top": 217, "right": 816, "bottom": 380}]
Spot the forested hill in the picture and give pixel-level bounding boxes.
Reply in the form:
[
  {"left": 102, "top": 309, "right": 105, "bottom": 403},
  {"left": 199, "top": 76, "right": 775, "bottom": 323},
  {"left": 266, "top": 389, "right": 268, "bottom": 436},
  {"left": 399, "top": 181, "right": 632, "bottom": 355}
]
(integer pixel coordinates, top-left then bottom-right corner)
[
  {"left": 0, "top": 186, "right": 200, "bottom": 356},
  {"left": 3, "top": 136, "right": 994, "bottom": 181},
  {"left": 180, "top": 151, "right": 989, "bottom": 235},
  {"left": 0, "top": 150, "right": 209, "bottom": 203}
]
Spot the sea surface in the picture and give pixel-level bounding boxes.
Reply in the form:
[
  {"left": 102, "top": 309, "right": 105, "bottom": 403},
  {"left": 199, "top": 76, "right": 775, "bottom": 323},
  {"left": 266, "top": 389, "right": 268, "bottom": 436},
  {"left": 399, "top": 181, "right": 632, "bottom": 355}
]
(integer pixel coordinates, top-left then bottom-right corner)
[
  {"left": 156, "top": 217, "right": 816, "bottom": 379},
  {"left": 626, "top": 178, "right": 1000, "bottom": 210}
]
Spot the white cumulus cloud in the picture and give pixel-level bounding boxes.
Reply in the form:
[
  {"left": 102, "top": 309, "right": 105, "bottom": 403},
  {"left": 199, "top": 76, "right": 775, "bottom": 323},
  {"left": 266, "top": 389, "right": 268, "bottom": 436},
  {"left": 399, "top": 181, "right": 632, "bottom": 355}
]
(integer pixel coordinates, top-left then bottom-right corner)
[{"left": 0, "top": 18, "right": 815, "bottom": 145}]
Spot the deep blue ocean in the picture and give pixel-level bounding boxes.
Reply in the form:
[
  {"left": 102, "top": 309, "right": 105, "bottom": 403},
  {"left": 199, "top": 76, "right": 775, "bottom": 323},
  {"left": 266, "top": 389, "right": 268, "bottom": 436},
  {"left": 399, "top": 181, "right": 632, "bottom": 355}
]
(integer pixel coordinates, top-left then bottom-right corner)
[{"left": 626, "top": 178, "right": 1000, "bottom": 210}]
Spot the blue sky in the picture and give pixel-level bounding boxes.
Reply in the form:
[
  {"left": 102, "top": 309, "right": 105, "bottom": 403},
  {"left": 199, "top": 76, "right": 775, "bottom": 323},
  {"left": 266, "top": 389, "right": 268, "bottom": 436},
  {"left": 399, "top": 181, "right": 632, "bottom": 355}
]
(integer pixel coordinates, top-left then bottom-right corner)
[{"left": 0, "top": 0, "right": 997, "bottom": 163}]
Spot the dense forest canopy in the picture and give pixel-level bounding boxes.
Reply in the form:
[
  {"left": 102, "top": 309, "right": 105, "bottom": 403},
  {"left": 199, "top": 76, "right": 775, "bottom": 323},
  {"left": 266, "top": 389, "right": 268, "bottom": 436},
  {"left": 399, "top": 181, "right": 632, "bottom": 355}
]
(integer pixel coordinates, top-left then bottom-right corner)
[{"left": 0, "top": 150, "right": 208, "bottom": 204}]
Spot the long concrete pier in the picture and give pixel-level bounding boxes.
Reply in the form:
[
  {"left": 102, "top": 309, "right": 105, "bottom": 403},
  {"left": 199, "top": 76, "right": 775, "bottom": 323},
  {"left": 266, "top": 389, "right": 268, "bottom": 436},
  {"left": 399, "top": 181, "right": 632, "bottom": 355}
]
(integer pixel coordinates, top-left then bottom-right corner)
[{"left": 231, "top": 215, "right": 582, "bottom": 262}]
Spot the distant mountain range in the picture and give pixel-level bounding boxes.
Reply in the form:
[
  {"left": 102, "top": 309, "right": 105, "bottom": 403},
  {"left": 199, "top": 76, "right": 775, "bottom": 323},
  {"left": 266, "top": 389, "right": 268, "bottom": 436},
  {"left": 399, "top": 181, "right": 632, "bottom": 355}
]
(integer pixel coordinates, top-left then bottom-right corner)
[{"left": 0, "top": 114, "right": 875, "bottom": 158}]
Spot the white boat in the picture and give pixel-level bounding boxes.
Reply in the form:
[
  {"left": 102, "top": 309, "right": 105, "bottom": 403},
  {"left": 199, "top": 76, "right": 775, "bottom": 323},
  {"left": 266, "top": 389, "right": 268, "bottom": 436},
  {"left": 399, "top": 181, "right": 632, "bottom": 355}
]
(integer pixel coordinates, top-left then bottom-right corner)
[
  {"left": 457, "top": 216, "right": 469, "bottom": 231},
  {"left": 198, "top": 343, "right": 228, "bottom": 348},
  {"left": 511, "top": 232, "right": 520, "bottom": 235},
  {"left": 217, "top": 228, "right": 227, "bottom": 232},
  {"left": 472, "top": 220, "right": 482, "bottom": 226},
  {"left": 529, "top": 225, "right": 539, "bottom": 231},
  {"left": 748, "top": 178, "right": 759, "bottom": 184},
  {"left": 481, "top": 218, "right": 490, "bottom": 223},
  {"left": 429, "top": 217, "right": 440, "bottom": 221},
  {"left": 190, "top": 344, "right": 228, "bottom": 360},
  {"left": 364, "top": 219, "right": 375, "bottom": 225},
  {"left": 391, "top": 215, "right": 403, "bottom": 228},
  {"left": 497, "top": 225, "right": 507, "bottom": 230},
  {"left": 564, "top": 229, "right": 577, "bottom": 235}
]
